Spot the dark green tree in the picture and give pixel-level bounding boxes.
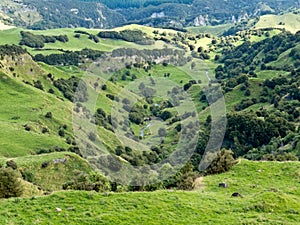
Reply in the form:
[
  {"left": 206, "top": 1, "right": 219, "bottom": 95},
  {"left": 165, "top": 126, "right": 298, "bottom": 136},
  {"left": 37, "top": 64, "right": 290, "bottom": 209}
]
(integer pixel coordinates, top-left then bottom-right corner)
[{"left": 0, "top": 168, "right": 24, "bottom": 198}]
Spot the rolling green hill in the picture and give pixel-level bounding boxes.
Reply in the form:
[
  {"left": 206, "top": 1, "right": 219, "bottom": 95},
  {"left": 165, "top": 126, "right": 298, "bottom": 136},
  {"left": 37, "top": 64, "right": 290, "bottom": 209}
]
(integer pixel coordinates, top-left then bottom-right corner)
[
  {"left": 0, "top": 24, "right": 299, "bottom": 172},
  {"left": 0, "top": 26, "right": 176, "bottom": 56},
  {"left": 0, "top": 18, "right": 299, "bottom": 225},
  {"left": 254, "top": 12, "right": 300, "bottom": 34},
  {"left": 0, "top": 160, "right": 299, "bottom": 224},
  {"left": 0, "top": 152, "right": 92, "bottom": 191},
  {"left": 0, "top": 52, "right": 74, "bottom": 157}
]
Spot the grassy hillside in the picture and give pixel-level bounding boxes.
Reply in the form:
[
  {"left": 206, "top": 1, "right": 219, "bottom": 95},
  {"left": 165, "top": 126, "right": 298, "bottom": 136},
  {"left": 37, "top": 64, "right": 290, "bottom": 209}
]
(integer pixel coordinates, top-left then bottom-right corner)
[
  {"left": 0, "top": 26, "right": 175, "bottom": 55},
  {"left": 0, "top": 0, "right": 42, "bottom": 26},
  {"left": 254, "top": 12, "right": 300, "bottom": 34},
  {"left": 0, "top": 23, "right": 299, "bottom": 223},
  {"left": 0, "top": 152, "right": 92, "bottom": 191},
  {"left": 0, "top": 24, "right": 298, "bottom": 165},
  {"left": 0, "top": 160, "right": 299, "bottom": 224},
  {"left": 0, "top": 72, "right": 72, "bottom": 157},
  {"left": 0, "top": 50, "right": 77, "bottom": 157},
  {"left": 187, "top": 24, "right": 233, "bottom": 36}
]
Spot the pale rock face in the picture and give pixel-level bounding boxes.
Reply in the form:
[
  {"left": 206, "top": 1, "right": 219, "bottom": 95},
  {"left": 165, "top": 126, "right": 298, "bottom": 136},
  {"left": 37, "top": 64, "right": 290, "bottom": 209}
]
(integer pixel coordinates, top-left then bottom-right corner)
[
  {"left": 151, "top": 12, "right": 165, "bottom": 19},
  {"left": 194, "top": 15, "right": 208, "bottom": 26},
  {"left": 231, "top": 15, "right": 237, "bottom": 24},
  {"left": 70, "top": 8, "right": 79, "bottom": 15},
  {"left": 237, "top": 12, "right": 249, "bottom": 22},
  {"left": 97, "top": 6, "right": 107, "bottom": 21}
]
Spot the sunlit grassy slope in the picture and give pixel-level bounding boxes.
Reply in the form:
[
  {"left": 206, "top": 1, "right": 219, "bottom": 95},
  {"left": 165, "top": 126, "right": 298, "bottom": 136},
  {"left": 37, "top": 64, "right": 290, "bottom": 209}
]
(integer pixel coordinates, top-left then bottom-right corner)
[
  {"left": 0, "top": 72, "right": 71, "bottom": 157},
  {"left": 0, "top": 160, "right": 299, "bottom": 224},
  {"left": 254, "top": 12, "right": 300, "bottom": 34},
  {"left": 0, "top": 152, "right": 92, "bottom": 191},
  {"left": 187, "top": 24, "right": 233, "bottom": 36},
  {"left": 0, "top": 25, "right": 174, "bottom": 55}
]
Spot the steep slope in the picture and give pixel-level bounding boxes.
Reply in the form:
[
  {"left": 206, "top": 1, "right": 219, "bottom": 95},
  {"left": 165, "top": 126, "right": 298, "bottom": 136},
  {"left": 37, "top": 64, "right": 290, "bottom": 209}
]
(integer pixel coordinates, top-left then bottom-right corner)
[
  {"left": 0, "top": 46, "right": 76, "bottom": 157},
  {"left": 0, "top": 0, "right": 125, "bottom": 29}
]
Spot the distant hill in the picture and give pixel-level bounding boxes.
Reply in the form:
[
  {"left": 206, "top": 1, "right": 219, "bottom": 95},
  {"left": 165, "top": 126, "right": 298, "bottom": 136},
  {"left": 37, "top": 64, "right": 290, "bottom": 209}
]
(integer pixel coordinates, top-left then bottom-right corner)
[
  {"left": 0, "top": 0, "right": 298, "bottom": 29},
  {"left": 254, "top": 12, "right": 300, "bottom": 34}
]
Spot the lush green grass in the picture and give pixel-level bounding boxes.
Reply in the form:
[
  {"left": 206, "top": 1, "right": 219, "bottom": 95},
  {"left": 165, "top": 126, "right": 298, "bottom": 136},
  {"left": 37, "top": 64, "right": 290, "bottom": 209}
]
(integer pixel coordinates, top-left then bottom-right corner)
[
  {"left": 0, "top": 26, "right": 174, "bottom": 55},
  {"left": 19, "top": 152, "right": 91, "bottom": 191},
  {"left": 255, "top": 70, "right": 290, "bottom": 80},
  {"left": 113, "top": 24, "right": 179, "bottom": 37},
  {"left": 0, "top": 59, "right": 72, "bottom": 157},
  {"left": 0, "top": 42, "right": 204, "bottom": 159},
  {"left": 0, "top": 23, "right": 299, "bottom": 225},
  {"left": 187, "top": 24, "right": 233, "bottom": 36},
  {"left": 0, "top": 23, "right": 294, "bottom": 160},
  {"left": 254, "top": 13, "right": 300, "bottom": 34},
  {"left": 0, "top": 28, "right": 21, "bottom": 45},
  {"left": 0, "top": 160, "right": 299, "bottom": 224},
  {"left": 0, "top": 152, "right": 92, "bottom": 191}
]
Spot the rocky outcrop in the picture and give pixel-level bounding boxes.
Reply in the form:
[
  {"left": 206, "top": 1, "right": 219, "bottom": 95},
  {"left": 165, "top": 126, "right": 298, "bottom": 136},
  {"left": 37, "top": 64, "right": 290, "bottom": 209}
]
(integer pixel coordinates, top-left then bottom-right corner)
[
  {"left": 194, "top": 15, "right": 208, "bottom": 26},
  {"left": 151, "top": 12, "right": 165, "bottom": 19}
]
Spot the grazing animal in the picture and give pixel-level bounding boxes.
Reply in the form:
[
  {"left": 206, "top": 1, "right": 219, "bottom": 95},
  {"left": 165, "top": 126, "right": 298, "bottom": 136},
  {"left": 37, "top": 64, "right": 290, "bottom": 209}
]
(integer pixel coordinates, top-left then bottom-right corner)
[
  {"left": 219, "top": 182, "right": 228, "bottom": 188},
  {"left": 231, "top": 192, "right": 242, "bottom": 197}
]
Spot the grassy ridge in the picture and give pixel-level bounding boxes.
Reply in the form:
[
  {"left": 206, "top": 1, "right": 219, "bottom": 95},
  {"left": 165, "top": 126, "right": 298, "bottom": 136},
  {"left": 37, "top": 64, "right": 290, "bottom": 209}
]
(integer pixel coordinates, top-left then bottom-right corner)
[
  {"left": 0, "top": 26, "right": 174, "bottom": 55},
  {"left": 254, "top": 13, "right": 300, "bottom": 34},
  {"left": 0, "top": 160, "right": 299, "bottom": 224},
  {"left": 0, "top": 152, "right": 92, "bottom": 191},
  {"left": 187, "top": 24, "right": 233, "bottom": 36}
]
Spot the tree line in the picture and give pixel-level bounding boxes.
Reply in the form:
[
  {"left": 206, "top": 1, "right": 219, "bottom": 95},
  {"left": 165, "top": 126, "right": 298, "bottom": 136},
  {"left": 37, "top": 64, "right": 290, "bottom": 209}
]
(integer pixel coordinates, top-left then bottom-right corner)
[
  {"left": 19, "top": 31, "right": 69, "bottom": 48},
  {"left": 98, "top": 29, "right": 154, "bottom": 45},
  {"left": 34, "top": 48, "right": 104, "bottom": 66}
]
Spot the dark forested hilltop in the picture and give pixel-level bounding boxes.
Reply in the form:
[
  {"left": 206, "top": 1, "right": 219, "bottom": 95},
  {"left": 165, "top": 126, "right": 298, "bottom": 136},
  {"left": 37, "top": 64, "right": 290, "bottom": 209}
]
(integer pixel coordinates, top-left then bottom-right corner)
[
  {"left": 0, "top": 0, "right": 298, "bottom": 29},
  {"left": 80, "top": 0, "right": 194, "bottom": 9}
]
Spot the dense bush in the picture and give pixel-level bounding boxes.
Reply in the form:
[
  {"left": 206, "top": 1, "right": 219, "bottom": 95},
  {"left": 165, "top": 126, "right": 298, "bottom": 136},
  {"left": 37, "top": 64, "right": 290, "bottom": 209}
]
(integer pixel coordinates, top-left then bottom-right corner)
[
  {"left": 23, "top": 0, "right": 125, "bottom": 29},
  {"left": 0, "top": 167, "right": 24, "bottom": 198},
  {"left": 216, "top": 32, "right": 300, "bottom": 79},
  {"left": 225, "top": 112, "right": 294, "bottom": 156},
  {"left": 33, "top": 80, "right": 44, "bottom": 91},
  {"left": 21, "top": 170, "right": 35, "bottom": 183},
  {"left": 34, "top": 52, "right": 80, "bottom": 66},
  {"left": 45, "top": 112, "right": 53, "bottom": 119},
  {"left": 19, "top": 31, "right": 69, "bottom": 48},
  {"left": 62, "top": 172, "right": 111, "bottom": 192},
  {"left": 98, "top": 30, "right": 152, "bottom": 44},
  {"left": 0, "top": 45, "right": 27, "bottom": 59},
  {"left": 163, "top": 162, "right": 198, "bottom": 190},
  {"left": 34, "top": 48, "right": 104, "bottom": 66},
  {"left": 54, "top": 76, "right": 88, "bottom": 102},
  {"left": 205, "top": 149, "right": 236, "bottom": 175}
]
